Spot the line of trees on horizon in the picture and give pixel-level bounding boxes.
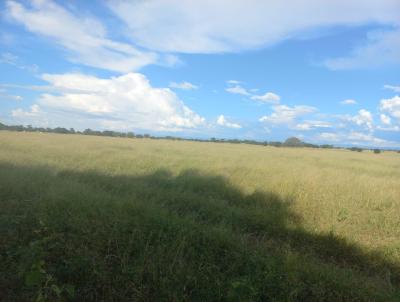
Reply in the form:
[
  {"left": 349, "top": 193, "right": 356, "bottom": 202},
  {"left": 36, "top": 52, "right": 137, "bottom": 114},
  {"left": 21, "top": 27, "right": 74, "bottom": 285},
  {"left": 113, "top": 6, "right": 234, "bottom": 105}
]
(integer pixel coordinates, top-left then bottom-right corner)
[{"left": 0, "top": 121, "right": 395, "bottom": 153}]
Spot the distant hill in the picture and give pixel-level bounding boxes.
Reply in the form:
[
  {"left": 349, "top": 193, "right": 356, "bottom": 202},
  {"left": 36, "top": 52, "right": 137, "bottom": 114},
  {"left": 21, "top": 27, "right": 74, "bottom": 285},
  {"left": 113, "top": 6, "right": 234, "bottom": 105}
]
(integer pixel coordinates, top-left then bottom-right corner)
[{"left": 283, "top": 137, "right": 304, "bottom": 147}]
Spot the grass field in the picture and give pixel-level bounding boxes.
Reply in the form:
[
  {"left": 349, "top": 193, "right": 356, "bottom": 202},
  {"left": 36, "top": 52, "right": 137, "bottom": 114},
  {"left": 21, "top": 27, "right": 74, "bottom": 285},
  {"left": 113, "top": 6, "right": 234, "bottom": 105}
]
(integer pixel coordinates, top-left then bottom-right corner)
[{"left": 1, "top": 131, "right": 400, "bottom": 301}]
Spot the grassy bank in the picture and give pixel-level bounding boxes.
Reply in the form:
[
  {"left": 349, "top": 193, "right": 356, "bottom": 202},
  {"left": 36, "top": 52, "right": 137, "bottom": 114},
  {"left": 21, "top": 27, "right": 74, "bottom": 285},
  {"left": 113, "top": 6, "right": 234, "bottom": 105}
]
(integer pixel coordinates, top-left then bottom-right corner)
[{"left": 1, "top": 131, "right": 399, "bottom": 301}]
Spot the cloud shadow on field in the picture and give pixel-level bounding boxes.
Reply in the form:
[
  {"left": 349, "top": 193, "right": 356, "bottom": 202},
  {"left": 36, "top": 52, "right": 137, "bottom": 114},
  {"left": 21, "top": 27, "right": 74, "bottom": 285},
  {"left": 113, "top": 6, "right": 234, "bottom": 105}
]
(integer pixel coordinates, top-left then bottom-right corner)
[{"left": 0, "top": 163, "right": 399, "bottom": 301}]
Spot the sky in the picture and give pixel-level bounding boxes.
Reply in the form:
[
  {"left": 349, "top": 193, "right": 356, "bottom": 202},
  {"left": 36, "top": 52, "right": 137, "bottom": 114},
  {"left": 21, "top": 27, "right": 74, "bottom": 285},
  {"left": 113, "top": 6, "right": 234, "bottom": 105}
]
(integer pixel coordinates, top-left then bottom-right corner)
[{"left": 0, "top": 0, "right": 399, "bottom": 148}]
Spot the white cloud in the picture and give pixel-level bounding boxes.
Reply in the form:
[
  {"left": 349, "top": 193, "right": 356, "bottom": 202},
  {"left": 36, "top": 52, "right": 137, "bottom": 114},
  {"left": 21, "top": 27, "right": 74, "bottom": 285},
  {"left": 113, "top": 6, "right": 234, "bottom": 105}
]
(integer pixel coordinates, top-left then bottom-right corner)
[
  {"left": 216, "top": 115, "right": 242, "bottom": 129},
  {"left": 226, "top": 80, "right": 242, "bottom": 85},
  {"left": 225, "top": 82, "right": 280, "bottom": 102},
  {"left": 169, "top": 81, "right": 198, "bottom": 90},
  {"left": 259, "top": 105, "right": 317, "bottom": 124},
  {"left": 294, "top": 120, "right": 332, "bottom": 131},
  {"left": 380, "top": 113, "right": 392, "bottom": 125},
  {"left": 347, "top": 132, "right": 388, "bottom": 145},
  {"left": 380, "top": 95, "right": 400, "bottom": 122},
  {"left": 377, "top": 125, "right": 400, "bottom": 132},
  {"left": 6, "top": 1, "right": 400, "bottom": 71},
  {"left": 11, "top": 104, "right": 49, "bottom": 126},
  {"left": 13, "top": 72, "right": 205, "bottom": 132},
  {"left": 324, "top": 27, "right": 400, "bottom": 69},
  {"left": 225, "top": 85, "right": 250, "bottom": 96},
  {"left": 317, "top": 131, "right": 397, "bottom": 147},
  {"left": 108, "top": 0, "right": 400, "bottom": 55},
  {"left": 251, "top": 92, "right": 280, "bottom": 104},
  {"left": 6, "top": 0, "right": 158, "bottom": 72},
  {"left": 294, "top": 124, "right": 313, "bottom": 131},
  {"left": 341, "top": 99, "right": 357, "bottom": 105},
  {"left": 346, "top": 109, "right": 374, "bottom": 130},
  {"left": 384, "top": 84, "right": 400, "bottom": 93},
  {"left": 12, "top": 104, "right": 41, "bottom": 118}
]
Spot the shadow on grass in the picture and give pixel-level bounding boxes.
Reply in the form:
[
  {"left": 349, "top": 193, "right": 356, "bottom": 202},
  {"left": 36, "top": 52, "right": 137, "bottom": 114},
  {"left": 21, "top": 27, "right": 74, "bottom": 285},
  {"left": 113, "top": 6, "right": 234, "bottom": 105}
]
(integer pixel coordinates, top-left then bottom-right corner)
[{"left": 0, "top": 163, "right": 399, "bottom": 301}]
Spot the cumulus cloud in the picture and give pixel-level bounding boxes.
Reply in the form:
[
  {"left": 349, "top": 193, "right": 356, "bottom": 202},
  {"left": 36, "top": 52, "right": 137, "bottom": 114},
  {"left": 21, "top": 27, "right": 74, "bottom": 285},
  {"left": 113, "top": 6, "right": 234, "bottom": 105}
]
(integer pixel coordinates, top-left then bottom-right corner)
[
  {"left": 11, "top": 104, "right": 50, "bottom": 127},
  {"left": 216, "top": 115, "right": 242, "bottom": 129},
  {"left": 108, "top": 0, "right": 400, "bottom": 55},
  {"left": 341, "top": 99, "right": 357, "bottom": 105},
  {"left": 380, "top": 95, "right": 400, "bottom": 122},
  {"left": 225, "top": 81, "right": 280, "bottom": 103},
  {"left": 259, "top": 105, "right": 317, "bottom": 125},
  {"left": 345, "top": 109, "right": 374, "bottom": 130},
  {"left": 6, "top": 0, "right": 158, "bottom": 72},
  {"left": 13, "top": 73, "right": 205, "bottom": 132},
  {"left": 251, "top": 92, "right": 280, "bottom": 104},
  {"left": 380, "top": 113, "right": 392, "bottom": 125},
  {"left": 169, "top": 81, "right": 198, "bottom": 90},
  {"left": 12, "top": 104, "right": 41, "bottom": 118},
  {"left": 225, "top": 85, "right": 250, "bottom": 96}
]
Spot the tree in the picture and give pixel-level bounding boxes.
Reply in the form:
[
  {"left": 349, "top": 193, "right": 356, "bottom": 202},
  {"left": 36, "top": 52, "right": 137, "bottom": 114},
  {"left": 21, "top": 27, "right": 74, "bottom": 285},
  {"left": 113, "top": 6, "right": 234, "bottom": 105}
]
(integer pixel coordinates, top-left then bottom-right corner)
[
  {"left": 349, "top": 147, "right": 363, "bottom": 152},
  {"left": 373, "top": 149, "right": 381, "bottom": 154},
  {"left": 269, "top": 141, "right": 282, "bottom": 147},
  {"left": 126, "top": 132, "right": 135, "bottom": 138},
  {"left": 0, "top": 122, "right": 7, "bottom": 130},
  {"left": 53, "top": 127, "right": 70, "bottom": 134},
  {"left": 283, "top": 137, "right": 304, "bottom": 147}
]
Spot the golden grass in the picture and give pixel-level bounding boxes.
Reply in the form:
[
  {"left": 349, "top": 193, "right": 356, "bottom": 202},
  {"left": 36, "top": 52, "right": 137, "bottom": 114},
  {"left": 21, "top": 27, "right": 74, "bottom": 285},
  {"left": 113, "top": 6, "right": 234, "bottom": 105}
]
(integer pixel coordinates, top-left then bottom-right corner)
[
  {"left": 1, "top": 131, "right": 399, "bottom": 256},
  {"left": 1, "top": 131, "right": 400, "bottom": 300}
]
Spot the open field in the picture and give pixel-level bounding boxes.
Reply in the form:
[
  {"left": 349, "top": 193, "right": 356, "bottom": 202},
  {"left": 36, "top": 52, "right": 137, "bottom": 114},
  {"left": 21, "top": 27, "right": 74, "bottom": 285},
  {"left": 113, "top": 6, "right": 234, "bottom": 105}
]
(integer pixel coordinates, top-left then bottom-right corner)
[{"left": 1, "top": 131, "right": 400, "bottom": 301}]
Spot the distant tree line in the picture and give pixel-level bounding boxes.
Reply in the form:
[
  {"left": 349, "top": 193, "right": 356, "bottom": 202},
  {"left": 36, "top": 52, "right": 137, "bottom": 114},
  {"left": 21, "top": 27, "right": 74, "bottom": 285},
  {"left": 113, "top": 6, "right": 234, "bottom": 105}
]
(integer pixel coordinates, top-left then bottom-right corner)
[
  {"left": 348, "top": 147, "right": 363, "bottom": 152},
  {"left": 1, "top": 122, "right": 396, "bottom": 153}
]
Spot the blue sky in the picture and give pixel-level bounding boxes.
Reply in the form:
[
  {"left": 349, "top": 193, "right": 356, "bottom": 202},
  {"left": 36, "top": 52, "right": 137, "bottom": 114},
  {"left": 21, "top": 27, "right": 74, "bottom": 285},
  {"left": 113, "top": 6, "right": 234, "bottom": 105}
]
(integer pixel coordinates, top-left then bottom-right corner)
[{"left": 0, "top": 0, "right": 399, "bottom": 147}]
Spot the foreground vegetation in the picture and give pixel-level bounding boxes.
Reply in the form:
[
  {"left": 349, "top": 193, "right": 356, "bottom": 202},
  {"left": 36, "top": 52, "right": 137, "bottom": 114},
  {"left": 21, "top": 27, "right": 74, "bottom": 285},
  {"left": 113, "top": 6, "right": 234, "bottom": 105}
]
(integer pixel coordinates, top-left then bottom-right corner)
[{"left": 1, "top": 131, "right": 399, "bottom": 301}]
